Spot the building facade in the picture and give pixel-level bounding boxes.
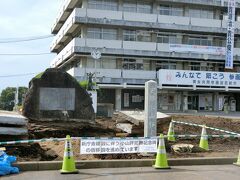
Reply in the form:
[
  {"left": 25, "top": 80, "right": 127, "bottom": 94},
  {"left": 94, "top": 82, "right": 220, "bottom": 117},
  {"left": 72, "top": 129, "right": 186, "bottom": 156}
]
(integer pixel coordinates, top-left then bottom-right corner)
[{"left": 50, "top": 0, "right": 240, "bottom": 112}]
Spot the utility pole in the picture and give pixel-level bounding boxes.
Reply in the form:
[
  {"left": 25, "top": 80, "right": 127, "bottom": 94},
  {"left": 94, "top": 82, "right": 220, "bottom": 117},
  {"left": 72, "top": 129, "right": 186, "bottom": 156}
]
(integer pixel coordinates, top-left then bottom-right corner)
[
  {"left": 13, "top": 87, "right": 19, "bottom": 111},
  {"left": 89, "top": 49, "right": 102, "bottom": 114}
]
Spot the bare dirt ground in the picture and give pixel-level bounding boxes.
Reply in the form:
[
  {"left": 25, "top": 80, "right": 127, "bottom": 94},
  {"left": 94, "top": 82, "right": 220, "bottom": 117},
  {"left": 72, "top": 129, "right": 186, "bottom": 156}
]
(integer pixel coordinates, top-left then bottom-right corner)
[{"left": 3, "top": 113, "right": 240, "bottom": 161}]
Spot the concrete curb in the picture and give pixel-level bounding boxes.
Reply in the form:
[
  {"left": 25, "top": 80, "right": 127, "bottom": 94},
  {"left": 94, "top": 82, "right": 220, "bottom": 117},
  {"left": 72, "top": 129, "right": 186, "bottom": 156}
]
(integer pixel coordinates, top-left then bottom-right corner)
[{"left": 14, "top": 157, "right": 237, "bottom": 171}]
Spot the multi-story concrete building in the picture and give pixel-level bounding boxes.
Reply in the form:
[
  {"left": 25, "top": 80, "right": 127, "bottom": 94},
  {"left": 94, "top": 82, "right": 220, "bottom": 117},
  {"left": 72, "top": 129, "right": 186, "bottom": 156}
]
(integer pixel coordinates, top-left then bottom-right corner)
[{"left": 50, "top": 0, "right": 240, "bottom": 112}]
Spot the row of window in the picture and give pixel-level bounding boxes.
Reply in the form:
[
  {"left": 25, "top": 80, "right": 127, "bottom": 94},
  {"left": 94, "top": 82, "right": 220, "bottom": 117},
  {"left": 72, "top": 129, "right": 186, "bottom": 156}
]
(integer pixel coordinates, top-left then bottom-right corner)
[
  {"left": 86, "top": 28, "right": 239, "bottom": 47},
  {"left": 156, "top": 62, "right": 215, "bottom": 71},
  {"left": 132, "top": 61, "right": 219, "bottom": 71},
  {"left": 87, "top": 0, "right": 236, "bottom": 20},
  {"left": 84, "top": 57, "right": 224, "bottom": 71}
]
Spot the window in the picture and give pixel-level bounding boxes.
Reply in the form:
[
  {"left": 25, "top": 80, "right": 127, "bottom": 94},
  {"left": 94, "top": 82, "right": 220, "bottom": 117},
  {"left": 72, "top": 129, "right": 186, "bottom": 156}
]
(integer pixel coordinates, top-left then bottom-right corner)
[
  {"left": 159, "top": 5, "right": 170, "bottom": 15},
  {"left": 235, "top": 38, "right": 240, "bottom": 48},
  {"left": 188, "top": 62, "right": 214, "bottom": 71},
  {"left": 137, "top": 2, "right": 151, "bottom": 14},
  {"left": 159, "top": 5, "right": 183, "bottom": 16},
  {"left": 87, "top": 28, "right": 117, "bottom": 40},
  {"left": 189, "top": 62, "right": 201, "bottom": 71},
  {"left": 87, "top": 28, "right": 101, "bottom": 39},
  {"left": 188, "top": 36, "right": 212, "bottom": 46},
  {"left": 102, "top": 29, "right": 117, "bottom": 40},
  {"left": 123, "top": 30, "right": 151, "bottom": 42},
  {"left": 123, "top": 30, "right": 137, "bottom": 41},
  {"left": 218, "top": 64, "right": 225, "bottom": 72},
  {"left": 157, "top": 34, "right": 180, "bottom": 44},
  {"left": 205, "top": 63, "right": 214, "bottom": 71},
  {"left": 123, "top": 1, "right": 152, "bottom": 14},
  {"left": 136, "top": 31, "right": 151, "bottom": 42},
  {"left": 123, "top": 1, "right": 136, "bottom": 12},
  {"left": 88, "top": 0, "right": 118, "bottom": 11},
  {"left": 213, "top": 38, "right": 226, "bottom": 47},
  {"left": 87, "top": 58, "right": 116, "bottom": 69},
  {"left": 156, "top": 62, "right": 176, "bottom": 70},
  {"left": 122, "top": 59, "right": 143, "bottom": 70},
  {"left": 189, "top": 8, "right": 214, "bottom": 19}
]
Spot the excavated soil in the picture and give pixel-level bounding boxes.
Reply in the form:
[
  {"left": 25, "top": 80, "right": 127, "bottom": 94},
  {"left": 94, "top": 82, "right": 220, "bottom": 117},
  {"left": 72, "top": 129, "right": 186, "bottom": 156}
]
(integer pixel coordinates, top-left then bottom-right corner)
[{"left": 3, "top": 114, "right": 240, "bottom": 161}]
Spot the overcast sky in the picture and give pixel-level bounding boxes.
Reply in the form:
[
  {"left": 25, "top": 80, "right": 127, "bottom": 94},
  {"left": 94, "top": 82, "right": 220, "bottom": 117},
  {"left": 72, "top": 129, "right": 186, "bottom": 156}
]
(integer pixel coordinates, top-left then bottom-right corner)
[{"left": 0, "top": 0, "right": 63, "bottom": 92}]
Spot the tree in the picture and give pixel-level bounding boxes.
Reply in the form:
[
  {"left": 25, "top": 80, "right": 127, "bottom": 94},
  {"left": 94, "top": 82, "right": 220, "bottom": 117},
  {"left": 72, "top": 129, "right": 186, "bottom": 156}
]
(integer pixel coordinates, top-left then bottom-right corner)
[{"left": 0, "top": 87, "right": 28, "bottom": 111}]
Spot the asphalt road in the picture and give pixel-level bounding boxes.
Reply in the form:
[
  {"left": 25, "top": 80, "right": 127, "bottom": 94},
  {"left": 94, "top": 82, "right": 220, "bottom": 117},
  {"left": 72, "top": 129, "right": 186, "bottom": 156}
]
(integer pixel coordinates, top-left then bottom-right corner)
[{"left": 2, "top": 165, "right": 240, "bottom": 180}]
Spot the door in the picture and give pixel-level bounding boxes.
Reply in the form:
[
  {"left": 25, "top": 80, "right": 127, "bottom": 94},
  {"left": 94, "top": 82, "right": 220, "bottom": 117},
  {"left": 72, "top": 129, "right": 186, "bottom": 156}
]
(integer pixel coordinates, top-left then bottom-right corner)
[{"left": 188, "top": 95, "right": 199, "bottom": 110}]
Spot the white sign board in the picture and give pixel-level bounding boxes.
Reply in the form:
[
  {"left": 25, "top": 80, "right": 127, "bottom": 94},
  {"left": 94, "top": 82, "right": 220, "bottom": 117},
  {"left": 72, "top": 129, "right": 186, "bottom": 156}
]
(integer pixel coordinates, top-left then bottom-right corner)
[
  {"left": 159, "top": 69, "right": 240, "bottom": 87},
  {"left": 225, "top": 0, "right": 236, "bottom": 69},
  {"left": 169, "top": 44, "right": 225, "bottom": 55},
  {"left": 39, "top": 88, "right": 75, "bottom": 111},
  {"left": 80, "top": 138, "right": 157, "bottom": 154}
]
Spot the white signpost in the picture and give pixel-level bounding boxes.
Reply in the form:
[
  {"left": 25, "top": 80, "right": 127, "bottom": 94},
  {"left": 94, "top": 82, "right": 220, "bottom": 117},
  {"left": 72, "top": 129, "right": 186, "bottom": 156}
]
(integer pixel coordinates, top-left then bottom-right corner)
[
  {"left": 225, "top": 0, "right": 236, "bottom": 69},
  {"left": 80, "top": 138, "right": 158, "bottom": 154},
  {"left": 144, "top": 81, "right": 157, "bottom": 138}
]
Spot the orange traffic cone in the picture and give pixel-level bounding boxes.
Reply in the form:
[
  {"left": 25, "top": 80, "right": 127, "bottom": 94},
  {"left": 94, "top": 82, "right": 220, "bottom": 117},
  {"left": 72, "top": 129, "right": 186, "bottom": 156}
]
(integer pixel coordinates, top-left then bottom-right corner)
[
  {"left": 153, "top": 134, "right": 170, "bottom": 169},
  {"left": 60, "top": 135, "right": 78, "bottom": 174}
]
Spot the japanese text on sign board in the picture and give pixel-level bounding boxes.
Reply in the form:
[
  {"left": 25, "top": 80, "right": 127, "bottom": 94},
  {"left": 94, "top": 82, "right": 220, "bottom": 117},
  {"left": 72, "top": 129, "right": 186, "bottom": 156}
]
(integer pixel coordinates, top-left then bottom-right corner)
[
  {"left": 159, "top": 69, "right": 240, "bottom": 87},
  {"left": 80, "top": 138, "right": 157, "bottom": 154},
  {"left": 225, "top": 0, "right": 236, "bottom": 69}
]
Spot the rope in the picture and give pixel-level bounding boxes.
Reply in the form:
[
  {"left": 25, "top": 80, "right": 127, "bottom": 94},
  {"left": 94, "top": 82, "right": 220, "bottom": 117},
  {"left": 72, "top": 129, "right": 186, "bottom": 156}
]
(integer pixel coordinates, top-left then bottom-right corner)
[
  {"left": 0, "top": 135, "right": 239, "bottom": 146},
  {"left": 172, "top": 120, "right": 240, "bottom": 136}
]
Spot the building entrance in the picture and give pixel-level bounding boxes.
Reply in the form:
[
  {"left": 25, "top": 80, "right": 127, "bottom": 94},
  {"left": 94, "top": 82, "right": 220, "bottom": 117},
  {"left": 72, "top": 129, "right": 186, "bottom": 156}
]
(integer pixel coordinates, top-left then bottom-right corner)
[{"left": 188, "top": 95, "right": 199, "bottom": 110}]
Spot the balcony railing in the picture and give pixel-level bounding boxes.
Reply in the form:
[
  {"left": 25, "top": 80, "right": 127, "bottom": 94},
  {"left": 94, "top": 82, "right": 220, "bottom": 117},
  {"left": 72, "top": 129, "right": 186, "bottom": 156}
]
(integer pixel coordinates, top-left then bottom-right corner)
[
  {"left": 51, "top": 8, "right": 240, "bottom": 51},
  {"left": 50, "top": 38, "right": 240, "bottom": 68},
  {"left": 67, "top": 68, "right": 240, "bottom": 91},
  {"left": 164, "top": 0, "right": 240, "bottom": 7},
  {"left": 51, "top": 0, "right": 78, "bottom": 33},
  {"left": 52, "top": 0, "right": 240, "bottom": 34},
  {"left": 67, "top": 67, "right": 157, "bottom": 84}
]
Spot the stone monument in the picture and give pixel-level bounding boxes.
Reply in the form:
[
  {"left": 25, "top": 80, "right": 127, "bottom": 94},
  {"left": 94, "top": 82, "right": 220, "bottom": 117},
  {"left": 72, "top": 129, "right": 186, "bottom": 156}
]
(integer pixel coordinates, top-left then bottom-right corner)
[
  {"left": 22, "top": 68, "right": 95, "bottom": 121},
  {"left": 144, "top": 80, "right": 157, "bottom": 137}
]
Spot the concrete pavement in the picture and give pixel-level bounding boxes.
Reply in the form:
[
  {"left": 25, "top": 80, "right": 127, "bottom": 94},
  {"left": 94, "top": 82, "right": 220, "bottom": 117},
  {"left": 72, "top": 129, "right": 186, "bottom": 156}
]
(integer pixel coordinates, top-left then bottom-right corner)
[{"left": 2, "top": 165, "right": 240, "bottom": 180}]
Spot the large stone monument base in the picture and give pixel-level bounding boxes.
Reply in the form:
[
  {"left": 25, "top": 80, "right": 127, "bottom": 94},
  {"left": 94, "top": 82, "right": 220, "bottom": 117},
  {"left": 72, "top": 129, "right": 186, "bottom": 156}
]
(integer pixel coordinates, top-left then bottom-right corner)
[{"left": 23, "top": 68, "right": 95, "bottom": 121}]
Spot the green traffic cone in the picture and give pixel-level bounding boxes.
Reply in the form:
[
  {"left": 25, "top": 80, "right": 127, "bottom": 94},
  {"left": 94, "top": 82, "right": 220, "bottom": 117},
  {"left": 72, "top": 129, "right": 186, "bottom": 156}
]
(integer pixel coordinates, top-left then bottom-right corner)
[
  {"left": 60, "top": 135, "right": 78, "bottom": 174},
  {"left": 167, "top": 122, "right": 175, "bottom": 142},
  {"left": 153, "top": 134, "right": 170, "bottom": 169},
  {"left": 234, "top": 150, "right": 240, "bottom": 166},
  {"left": 199, "top": 125, "right": 209, "bottom": 151}
]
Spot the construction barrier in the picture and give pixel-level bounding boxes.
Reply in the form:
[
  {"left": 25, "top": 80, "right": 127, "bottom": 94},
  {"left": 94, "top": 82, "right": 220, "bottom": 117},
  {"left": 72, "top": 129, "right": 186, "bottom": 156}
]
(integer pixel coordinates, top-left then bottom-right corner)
[
  {"left": 0, "top": 138, "right": 65, "bottom": 146},
  {"left": 0, "top": 134, "right": 239, "bottom": 172},
  {"left": 0, "top": 135, "right": 239, "bottom": 146},
  {"left": 172, "top": 120, "right": 240, "bottom": 136}
]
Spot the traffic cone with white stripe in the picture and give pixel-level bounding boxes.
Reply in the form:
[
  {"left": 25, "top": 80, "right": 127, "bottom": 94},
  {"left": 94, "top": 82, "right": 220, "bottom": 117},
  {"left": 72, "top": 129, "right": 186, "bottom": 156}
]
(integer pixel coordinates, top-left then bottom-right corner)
[
  {"left": 199, "top": 125, "right": 209, "bottom": 151},
  {"left": 233, "top": 150, "right": 240, "bottom": 166},
  {"left": 167, "top": 121, "right": 175, "bottom": 142},
  {"left": 153, "top": 134, "right": 170, "bottom": 169},
  {"left": 60, "top": 135, "right": 78, "bottom": 174}
]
